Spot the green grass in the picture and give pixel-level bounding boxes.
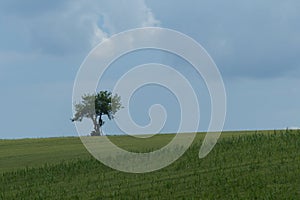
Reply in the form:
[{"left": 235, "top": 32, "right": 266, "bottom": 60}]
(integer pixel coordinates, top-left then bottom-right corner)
[
  {"left": 0, "top": 137, "right": 89, "bottom": 173},
  {"left": 0, "top": 130, "right": 272, "bottom": 172},
  {"left": 0, "top": 130, "right": 299, "bottom": 199}
]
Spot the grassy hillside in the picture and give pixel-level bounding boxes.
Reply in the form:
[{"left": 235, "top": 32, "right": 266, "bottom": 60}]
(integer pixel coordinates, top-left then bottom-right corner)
[
  {"left": 0, "top": 137, "right": 89, "bottom": 173},
  {"left": 0, "top": 130, "right": 264, "bottom": 173},
  {"left": 0, "top": 130, "right": 299, "bottom": 199}
]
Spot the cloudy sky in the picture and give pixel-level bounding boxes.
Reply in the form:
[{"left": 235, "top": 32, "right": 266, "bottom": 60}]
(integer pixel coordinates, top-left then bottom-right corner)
[{"left": 0, "top": 0, "right": 299, "bottom": 138}]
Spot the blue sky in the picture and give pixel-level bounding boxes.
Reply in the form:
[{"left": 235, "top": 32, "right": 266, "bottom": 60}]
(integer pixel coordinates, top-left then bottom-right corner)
[{"left": 0, "top": 0, "right": 299, "bottom": 138}]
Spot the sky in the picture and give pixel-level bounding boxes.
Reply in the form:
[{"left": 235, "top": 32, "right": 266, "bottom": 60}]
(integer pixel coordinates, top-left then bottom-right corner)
[{"left": 0, "top": 0, "right": 299, "bottom": 138}]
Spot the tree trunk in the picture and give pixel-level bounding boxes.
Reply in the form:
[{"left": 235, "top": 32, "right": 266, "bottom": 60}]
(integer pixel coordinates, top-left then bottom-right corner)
[
  {"left": 99, "top": 114, "right": 103, "bottom": 136},
  {"left": 91, "top": 116, "right": 101, "bottom": 136}
]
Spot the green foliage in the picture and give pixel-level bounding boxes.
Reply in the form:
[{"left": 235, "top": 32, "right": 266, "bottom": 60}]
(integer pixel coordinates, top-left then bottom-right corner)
[
  {"left": 72, "top": 95, "right": 96, "bottom": 122},
  {"left": 95, "top": 91, "right": 122, "bottom": 120},
  {"left": 71, "top": 91, "right": 122, "bottom": 136},
  {"left": 0, "top": 130, "right": 300, "bottom": 199}
]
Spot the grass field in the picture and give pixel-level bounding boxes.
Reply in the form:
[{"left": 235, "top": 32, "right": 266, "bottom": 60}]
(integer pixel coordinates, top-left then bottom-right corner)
[{"left": 0, "top": 130, "right": 299, "bottom": 199}]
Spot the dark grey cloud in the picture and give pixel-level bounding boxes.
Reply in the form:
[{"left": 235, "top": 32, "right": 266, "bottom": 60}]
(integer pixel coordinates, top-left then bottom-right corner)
[
  {"left": 0, "top": 0, "right": 95, "bottom": 55},
  {"left": 0, "top": 0, "right": 69, "bottom": 17},
  {"left": 146, "top": 0, "right": 300, "bottom": 79},
  {"left": 0, "top": 0, "right": 160, "bottom": 56}
]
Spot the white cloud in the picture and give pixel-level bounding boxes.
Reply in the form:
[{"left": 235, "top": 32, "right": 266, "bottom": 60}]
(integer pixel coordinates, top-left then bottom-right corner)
[{"left": 98, "top": 1, "right": 160, "bottom": 31}]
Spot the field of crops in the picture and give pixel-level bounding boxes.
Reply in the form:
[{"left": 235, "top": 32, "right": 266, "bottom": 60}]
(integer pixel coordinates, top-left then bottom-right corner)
[{"left": 0, "top": 130, "right": 300, "bottom": 199}]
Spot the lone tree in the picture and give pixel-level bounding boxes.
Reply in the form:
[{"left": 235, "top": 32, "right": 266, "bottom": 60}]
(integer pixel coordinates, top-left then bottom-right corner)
[{"left": 71, "top": 91, "right": 122, "bottom": 136}]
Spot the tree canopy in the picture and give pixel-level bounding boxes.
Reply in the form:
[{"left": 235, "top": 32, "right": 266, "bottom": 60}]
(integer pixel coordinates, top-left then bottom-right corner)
[{"left": 71, "top": 91, "right": 122, "bottom": 136}]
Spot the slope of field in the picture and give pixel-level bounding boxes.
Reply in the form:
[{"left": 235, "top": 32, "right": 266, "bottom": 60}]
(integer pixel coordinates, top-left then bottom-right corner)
[
  {"left": 0, "top": 137, "right": 89, "bottom": 173},
  {"left": 0, "top": 130, "right": 299, "bottom": 199},
  {"left": 0, "top": 130, "right": 262, "bottom": 173}
]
